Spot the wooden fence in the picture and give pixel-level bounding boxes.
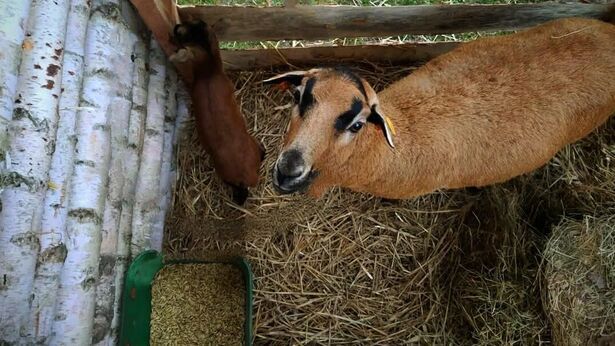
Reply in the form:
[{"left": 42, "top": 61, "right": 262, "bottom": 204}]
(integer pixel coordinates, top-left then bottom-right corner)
[{"left": 173, "top": 2, "right": 613, "bottom": 70}]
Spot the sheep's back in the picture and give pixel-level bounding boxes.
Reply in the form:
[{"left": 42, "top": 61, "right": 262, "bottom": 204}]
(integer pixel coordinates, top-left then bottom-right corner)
[{"left": 380, "top": 17, "right": 615, "bottom": 189}]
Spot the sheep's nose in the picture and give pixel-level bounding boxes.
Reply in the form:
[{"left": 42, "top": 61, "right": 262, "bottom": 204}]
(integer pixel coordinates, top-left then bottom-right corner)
[
  {"left": 273, "top": 149, "right": 316, "bottom": 195},
  {"left": 277, "top": 149, "right": 305, "bottom": 178}
]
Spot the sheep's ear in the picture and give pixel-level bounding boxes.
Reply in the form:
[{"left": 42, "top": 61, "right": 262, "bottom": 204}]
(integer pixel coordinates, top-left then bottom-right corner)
[
  {"left": 361, "top": 79, "right": 395, "bottom": 148},
  {"left": 367, "top": 105, "right": 395, "bottom": 148},
  {"left": 262, "top": 71, "right": 309, "bottom": 91}
]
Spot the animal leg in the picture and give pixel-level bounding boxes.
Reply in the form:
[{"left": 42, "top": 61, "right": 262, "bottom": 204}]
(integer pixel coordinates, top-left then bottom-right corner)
[{"left": 259, "top": 142, "right": 266, "bottom": 162}]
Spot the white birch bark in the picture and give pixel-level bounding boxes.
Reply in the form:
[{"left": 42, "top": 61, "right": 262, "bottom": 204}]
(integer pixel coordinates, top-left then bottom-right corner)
[
  {"left": 0, "top": 0, "right": 32, "bottom": 176},
  {"left": 174, "top": 82, "right": 192, "bottom": 142},
  {"left": 130, "top": 38, "right": 166, "bottom": 255},
  {"left": 92, "top": 97, "right": 131, "bottom": 346},
  {"left": 0, "top": 0, "right": 70, "bottom": 342},
  {"left": 92, "top": 19, "right": 136, "bottom": 344},
  {"left": 50, "top": 1, "right": 121, "bottom": 343},
  {"left": 151, "top": 65, "right": 178, "bottom": 251},
  {"left": 104, "top": 38, "right": 150, "bottom": 346},
  {"left": 27, "top": 0, "right": 91, "bottom": 342},
  {"left": 167, "top": 83, "right": 191, "bottom": 221}
]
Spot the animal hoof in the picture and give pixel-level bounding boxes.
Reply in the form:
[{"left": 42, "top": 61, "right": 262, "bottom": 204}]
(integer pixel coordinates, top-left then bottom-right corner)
[
  {"left": 169, "top": 48, "right": 194, "bottom": 63},
  {"left": 231, "top": 185, "right": 249, "bottom": 205}
]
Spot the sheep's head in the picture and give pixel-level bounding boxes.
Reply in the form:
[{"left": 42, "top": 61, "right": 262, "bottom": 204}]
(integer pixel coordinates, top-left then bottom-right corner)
[{"left": 264, "top": 67, "right": 396, "bottom": 197}]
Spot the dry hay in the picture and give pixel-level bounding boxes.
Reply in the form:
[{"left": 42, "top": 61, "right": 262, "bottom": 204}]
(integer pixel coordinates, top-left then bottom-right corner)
[
  {"left": 165, "top": 62, "right": 615, "bottom": 344},
  {"left": 543, "top": 216, "right": 615, "bottom": 346},
  {"left": 444, "top": 189, "right": 548, "bottom": 345}
]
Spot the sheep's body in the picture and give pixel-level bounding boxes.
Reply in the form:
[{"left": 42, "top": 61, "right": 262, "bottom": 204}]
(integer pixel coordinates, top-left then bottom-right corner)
[
  {"left": 359, "top": 18, "right": 615, "bottom": 198},
  {"left": 267, "top": 17, "right": 615, "bottom": 199}
]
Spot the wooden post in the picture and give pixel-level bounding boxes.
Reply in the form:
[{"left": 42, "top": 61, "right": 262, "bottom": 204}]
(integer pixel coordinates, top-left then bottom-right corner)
[
  {"left": 179, "top": 3, "right": 611, "bottom": 41},
  {"left": 220, "top": 42, "right": 460, "bottom": 70}
]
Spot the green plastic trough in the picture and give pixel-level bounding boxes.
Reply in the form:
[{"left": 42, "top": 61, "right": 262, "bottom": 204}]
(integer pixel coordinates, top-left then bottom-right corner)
[{"left": 118, "top": 250, "right": 254, "bottom": 345}]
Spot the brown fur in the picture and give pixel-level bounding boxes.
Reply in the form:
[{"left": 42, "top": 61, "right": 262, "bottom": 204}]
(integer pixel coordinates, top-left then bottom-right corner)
[
  {"left": 172, "top": 21, "right": 264, "bottom": 204},
  {"left": 271, "top": 17, "right": 615, "bottom": 199}
]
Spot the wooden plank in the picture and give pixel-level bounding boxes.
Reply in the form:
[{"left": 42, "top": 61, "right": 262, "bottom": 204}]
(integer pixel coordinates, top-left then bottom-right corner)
[
  {"left": 130, "top": 0, "right": 193, "bottom": 85},
  {"left": 179, "top": 3, "right": 611, "bottom": 42},
  {"left": 220, "top": 42, "right": 460, "bottom": 70}
]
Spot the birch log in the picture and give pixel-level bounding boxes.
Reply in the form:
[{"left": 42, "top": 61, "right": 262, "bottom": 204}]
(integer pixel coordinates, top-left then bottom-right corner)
[
  {"left": 50, "top": 1, "right": 121, "bottom": 343},
  {"left": 28, "top": 0, "right": 91, "bottom": 342},
  {"left": 92, "top": 19, "right": 136, "bottom": 344},
  {"left": 92, "top": 98, "right": 131, "bottom": 345},
  {"left": 131, "top": 38, "right": 166, "bottom": 255},
  {"left": 0, "top": 0, "right": 70, "bottom": 341},
  {"left": 105, "top": 38, "right": 150, "bottom": 346},
  {"left": 168, "top": 81, "right": 191, "bottom": 217},
  {"left": 151, "top": 65, "right": 178, "bottom": 251},
  {"left": 158, "top": 82, "right": 190, "bottom": 244},
  {"left": 0, "top": 0, "right": 32, "bottom": 175},
  {"left": 174, "top": 82, "right": 191, "bottom": 142}
]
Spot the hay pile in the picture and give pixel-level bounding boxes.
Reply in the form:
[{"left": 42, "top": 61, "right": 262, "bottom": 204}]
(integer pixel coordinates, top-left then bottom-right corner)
[
  {"left": 544, "top": 216, "right": 615, "bottom": 346},
  {"left": 165, "top": 64, "right": 615, "bottom": 344}
]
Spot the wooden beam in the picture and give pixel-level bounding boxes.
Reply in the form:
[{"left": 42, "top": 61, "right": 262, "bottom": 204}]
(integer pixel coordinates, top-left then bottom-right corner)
[
  {"left": 219, "top": 42, "right": 460, "bottom": 71},
  {"left": 179, "top": 3, "right": 611, "bottom": 42}
]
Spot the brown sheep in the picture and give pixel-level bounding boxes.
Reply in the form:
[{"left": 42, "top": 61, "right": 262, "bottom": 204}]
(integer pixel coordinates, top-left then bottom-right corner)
[
  {"left": 264, "top": 16, "right": 615, "bottom": 199},
  {"left": 171, "top": 20, "right": 265, "bottom": 204}
]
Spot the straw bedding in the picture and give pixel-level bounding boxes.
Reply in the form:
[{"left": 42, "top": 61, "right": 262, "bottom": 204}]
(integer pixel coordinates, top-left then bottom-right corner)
[
  {"left": 164, "top": 64, "right": 615, "bottom": 344},
  {"left": 544, "top": 216, "right": 615, "bottom": 346}
]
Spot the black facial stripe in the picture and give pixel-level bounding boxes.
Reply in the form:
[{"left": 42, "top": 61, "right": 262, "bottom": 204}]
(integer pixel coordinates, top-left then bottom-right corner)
[
  {"left": 263, "top": 74, "right": 304, "bottom": 86},
  {"left": 299, "top": 77, "right": 316, "bottom": 117},
  {"left": 285, "top": 75, "right": 304, "bottom": 86},
  {"left": 335, "top": 97, "right": 364, "bottom": 132},
  {"left": 332, "top": 66, "right": 368, "bottom": 101},
  {"left": 293, "top": 89, "right": 300, "bottom": 104}
]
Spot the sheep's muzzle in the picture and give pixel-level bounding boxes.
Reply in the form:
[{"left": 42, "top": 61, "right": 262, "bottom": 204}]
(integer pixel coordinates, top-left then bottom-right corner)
[{"left": 272, "top": 149, "right": 318, "bottom": 194}]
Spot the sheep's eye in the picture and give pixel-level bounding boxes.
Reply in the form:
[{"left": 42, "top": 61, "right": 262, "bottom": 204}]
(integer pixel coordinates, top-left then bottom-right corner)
[
  {"left": 348, "top": 122, "right": 364, "bottom": 133},
  {"left": 293, "top": 90, "right": 300, "bottom": 104}
]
